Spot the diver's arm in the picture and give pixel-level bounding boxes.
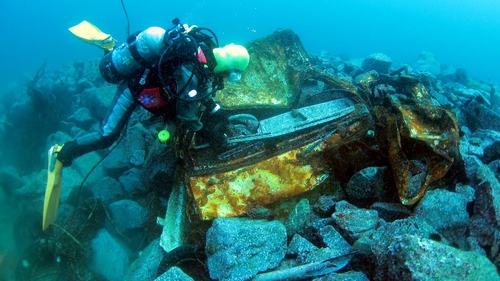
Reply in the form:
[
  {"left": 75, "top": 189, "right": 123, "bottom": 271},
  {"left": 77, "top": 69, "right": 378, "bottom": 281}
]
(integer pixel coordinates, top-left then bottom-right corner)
[{"left": 57, "top": 83, "right": 137, "bottom": 166}]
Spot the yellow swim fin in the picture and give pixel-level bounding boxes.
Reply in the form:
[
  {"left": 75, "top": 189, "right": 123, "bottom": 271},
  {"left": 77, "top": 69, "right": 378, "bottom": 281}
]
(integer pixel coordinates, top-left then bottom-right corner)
[
  {"left": 42, "top": 144, "right": 64, "bottom": 231},
  {"left": 69, "top": 20, "right": 117, "bottom": 51}
]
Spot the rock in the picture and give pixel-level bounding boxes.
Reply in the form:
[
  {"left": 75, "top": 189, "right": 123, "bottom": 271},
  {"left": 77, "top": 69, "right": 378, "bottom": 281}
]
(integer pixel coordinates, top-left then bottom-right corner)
[
  {"left": 470, "top": 165, "right": 500, "bottom": 250},
  {"left": 109, "top": 199, "right": 148, "bottom": 233},
  {"left": 361, "top": 53, "right": 392, "bottom": 74},
  {"left": 489, "top": 159, "right": 500, "bottom": 176},
  {"left": 313, "top": 270, "right": 370, "bottom": 281},
  {"left": 343, "top": 61, "right": 364, "bottom": 77},
  {"left": 491, "top": 86, "right": 500, "bottom": 114},
  {"left": 466, "top": 236, "right": 487, "bottom": 256},
  {"left": 125, "top": 123, "right": 150, "bottom": 155},
  {"left": 287, "top": 234, "right": 318, "bottom": 258},
  {"left": 46, "top": 131, "right": 72, "bottom": 149},
  {"left": 159, "top": 181, "right": 188, "bottom": 253},
  {"left": 355, "top": 216, "right": 446, "bottom": 279},
  {"left": 206, "top": 218, "right": 287, "bottom": 281},
  {"left": 461, "top": 125, "right": 473, "bottom": 137},
  {"left": 125, "top": 239, "right": 164, "bottom": 281},
  {"left": 455, "top": 183, "right": 475, "bottom": 203},
  {"left": 304, "top": 247, "right": 345, "bottom": 264},
  {"left": 71, "top": 151, "right": 108, "bottom": 187},
  {"left": 77, "top": 77, "right": 94, "bottom": 90},
  {"left": 345, "top": 166, "right": 388, "bottom": 205},
  {"left": 460, "top": 135, "right": 484, "bottom": 181},
  {"left": 386, "top": 235, "right": 499, "bottom": 281},
  {"left": 141, "top": 144, "right": 177, "bottom": 196},
  {"left": 90, "top": 229, "right": 130, "bottom": 281},
  {"left": 102, "top": 145, "right": 133, "bottom": 175},
  {"left": 484, "top": 140, "right": 500, "bottom": 164},
  {"left": 444, "top": 82, "right": 486, "bottom": 103},
  {"left": 471, "top": 129, "right": 500, "bottom": 163},
  {"left": 80, "top": 85, "right": 118, "bottom": 121},
  {"left": 463, "top": 154, "right": 483, "bottom": 182},
  {"left": 370, "top": 202, "right": 411, "bottom": 222},
  {"left": 440, "top": 67, "right": 458, "bottom": 84},
  {"left": 414, "top": 71, "right": 440, "bottom": 93},
  {"left": 81, "top": 58, "right": 105, "bottom": 86},
  {"left": 332, "top": 200, "right": 380, "bottom": 243},
  {"left": 288, "top": 225, "right": 353, "bottom": 266},
  {"left": 414, "top": 189, "right": 470, "bottom": 247},
  {"left": 155, "top": 267, "right": 194, "bottom": 281},
  {"left": 463, "top": 96, "right": 500, "bottom": 131},
  {"left": 413, "top": 51, "right": 440, "bottom": 75},
  {"left": 119, "top": 168, "right": 147, "bottom": 194},
  {"left": 102, "top": 122, "right": 150, "bottom": 175},
  {"left": 313, "top": 195, "right": 338, "bottom": 216},
  {"left": 286, "top": 198, "right": 312, "bottom": 236},
  {"left": 318, "top": 225, "right": 352, "bottom": 256},
  {"left": 16, "top": 170, "right": 49, "bottom": 199},
  {"left": 304, "top": 218, "right": 333, "bottom": 245},
  {"left": 67, "top": 107, "right": 95, "bottom": 129},
  {"left": 0, "top": 167, "right": 24, "bottom": 195},
  {"left": 440, "top": 67, "right": 468, "bottom": 85},
  {"left": 130, "top": 149, "right": 146, "bottom": 166},
  {"left": 91, "top": 176, "right": 123, "bottom": 204},
  {"left": 430, "top": 91, "right": 454, "bottom": 107},
  {"left": 455, "top": 68, "right": 468, "bottom": 84},
  {"left": 13, "top": 167, "right": 82, "bottom": 204}
]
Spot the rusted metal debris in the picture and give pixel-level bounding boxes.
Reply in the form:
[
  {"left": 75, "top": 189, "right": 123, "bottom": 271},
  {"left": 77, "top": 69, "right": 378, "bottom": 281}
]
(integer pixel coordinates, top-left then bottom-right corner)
[
  {"left": 175, "top": 30, "right": 462, "bottom": 220},
  {"left": 359, "top": 73, "right": 461, "bottom": 205}
]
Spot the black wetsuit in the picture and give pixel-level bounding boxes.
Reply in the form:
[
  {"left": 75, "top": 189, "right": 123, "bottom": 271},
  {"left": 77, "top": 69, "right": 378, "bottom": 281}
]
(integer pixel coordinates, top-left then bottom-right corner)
[{"left": 57, "top": 48, "right": 222, "bottom": 166}]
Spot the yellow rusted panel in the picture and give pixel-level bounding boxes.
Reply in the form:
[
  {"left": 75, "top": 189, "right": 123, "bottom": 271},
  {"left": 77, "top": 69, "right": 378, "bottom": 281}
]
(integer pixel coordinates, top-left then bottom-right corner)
[
  {"left": 189, "top": 149, "right": 326, "bottom": 220},
  {"left": 215, "top": 83, "right": 289, "bottom": 108}
]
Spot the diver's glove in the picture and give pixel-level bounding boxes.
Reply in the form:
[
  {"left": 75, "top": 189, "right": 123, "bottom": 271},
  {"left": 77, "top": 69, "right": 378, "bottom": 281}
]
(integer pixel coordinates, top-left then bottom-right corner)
[
  {"left": 202, "top": 100, "right": 229, "bottom": 129},
  {"left": 196, "top": 125, "right": 229, "bottom": 151},
  {"left": 56, "top": 140, "right": 78, "bottom": 167}
]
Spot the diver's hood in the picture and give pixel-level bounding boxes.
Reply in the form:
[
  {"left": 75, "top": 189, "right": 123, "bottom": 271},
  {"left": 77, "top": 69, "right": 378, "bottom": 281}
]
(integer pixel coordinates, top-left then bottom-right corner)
[{"left": 213, "top": 44, "right": 250, "bottom": 73}]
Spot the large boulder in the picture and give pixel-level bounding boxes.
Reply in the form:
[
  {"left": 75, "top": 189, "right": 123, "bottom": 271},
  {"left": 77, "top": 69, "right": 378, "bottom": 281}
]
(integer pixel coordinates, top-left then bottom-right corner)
[
  {"left": 415, "top": 189, "right": 470, "bottom": 247},
  {"left": 90, "top": 229, "right": 131, "bottom": 281},
  {"left": 154, "top": 267, "right": 194, "bottom": 281},
  {"left": 332, "top": 200, "right": 381, "bottom": 243},
  {"left": 125, "top": 239, "right": 164, "bottom": 281},
  {"left": 470, "top": 165, "right": 500, "bottom": 256},
  {"left": 91, "top": 176, "right": 123, "bottom": 204},
  {"left": 413, "top": 51, "right": 440, "bottom": 75},
  {"left": 109, "top": 199, "right": 148, "bottom": 234},
  {"left": 345, "top": 166, "right": 388, "bottom": 205},
  {"left": 386, "top": 235, "right": 499, "bottom": 280},
  {"left": 361, "top": 53, "right": 392, "bottom": 74},
  {"left": 206, "top": 218, "right": 287, "bottom": 281}
]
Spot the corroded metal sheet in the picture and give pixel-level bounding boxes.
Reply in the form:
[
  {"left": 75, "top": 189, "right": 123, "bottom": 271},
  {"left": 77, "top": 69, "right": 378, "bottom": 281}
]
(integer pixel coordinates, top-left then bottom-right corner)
[
  {"left": 215, "top": 29, "right": 310, "bottom": 108},
  {"left": 374, "top": 82, "right": 460, "bottom": 205},
  {"left": 189, "top": 149, "right": 327, "bottom": 220}
]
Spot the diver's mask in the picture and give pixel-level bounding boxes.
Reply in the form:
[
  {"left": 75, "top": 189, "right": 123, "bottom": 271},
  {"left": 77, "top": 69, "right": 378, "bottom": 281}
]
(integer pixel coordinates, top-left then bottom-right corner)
[{"left": 227, "top": 70, "right": 243, "bottom": 83}]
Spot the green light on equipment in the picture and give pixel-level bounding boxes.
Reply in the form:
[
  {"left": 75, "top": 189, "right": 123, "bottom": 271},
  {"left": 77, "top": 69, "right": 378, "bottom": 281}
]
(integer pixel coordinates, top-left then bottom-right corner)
[{"left": 158, "top": 130, "right": 170, "bottom": 143}]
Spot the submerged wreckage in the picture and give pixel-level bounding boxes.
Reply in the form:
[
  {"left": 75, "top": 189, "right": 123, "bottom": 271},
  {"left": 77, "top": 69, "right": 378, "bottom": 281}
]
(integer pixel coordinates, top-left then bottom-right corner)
[{"left": 161, "top": 29, "right": 461, "bottom": 251}]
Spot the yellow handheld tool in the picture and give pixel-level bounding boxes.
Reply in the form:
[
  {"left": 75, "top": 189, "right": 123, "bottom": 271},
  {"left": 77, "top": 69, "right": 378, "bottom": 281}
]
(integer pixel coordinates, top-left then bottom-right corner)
[
  {"left": 69, "top": 20, "right": 117, "bottom": 51},
  {"left": 42, "top": 144, "right": 64, "bottom": 231}
]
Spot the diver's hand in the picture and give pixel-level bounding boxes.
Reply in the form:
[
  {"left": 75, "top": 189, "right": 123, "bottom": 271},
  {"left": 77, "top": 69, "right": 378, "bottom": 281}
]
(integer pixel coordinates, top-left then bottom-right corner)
[{"left": 55, "top": 142, "right": 74, "bottom": 167}]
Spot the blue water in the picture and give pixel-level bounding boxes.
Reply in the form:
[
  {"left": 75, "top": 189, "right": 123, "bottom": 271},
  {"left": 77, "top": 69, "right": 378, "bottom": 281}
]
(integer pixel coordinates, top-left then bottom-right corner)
[{"left": 1, "top": 0, "right": 500, "bottom": 86}]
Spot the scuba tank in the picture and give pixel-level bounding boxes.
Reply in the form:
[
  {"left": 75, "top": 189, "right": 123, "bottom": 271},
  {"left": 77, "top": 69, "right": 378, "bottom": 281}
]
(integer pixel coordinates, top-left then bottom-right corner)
[{"left": 99, "top": 18, "right": 187, "bottom": 84}]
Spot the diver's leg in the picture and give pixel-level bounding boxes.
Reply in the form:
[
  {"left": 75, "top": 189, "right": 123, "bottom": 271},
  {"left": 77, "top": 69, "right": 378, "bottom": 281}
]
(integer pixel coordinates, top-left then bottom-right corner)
[{"left": 57, "top": 84, "right": 137, "bottom": 166}]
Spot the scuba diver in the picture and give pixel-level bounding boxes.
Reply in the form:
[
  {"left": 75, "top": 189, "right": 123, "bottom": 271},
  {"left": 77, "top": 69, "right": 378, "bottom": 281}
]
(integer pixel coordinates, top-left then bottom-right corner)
[
  {"left": 57, "top": 19, "right": 249, "bottom": 166},
  {"left": 43, "top": 19, "right": 249, "bottom": 230}
]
